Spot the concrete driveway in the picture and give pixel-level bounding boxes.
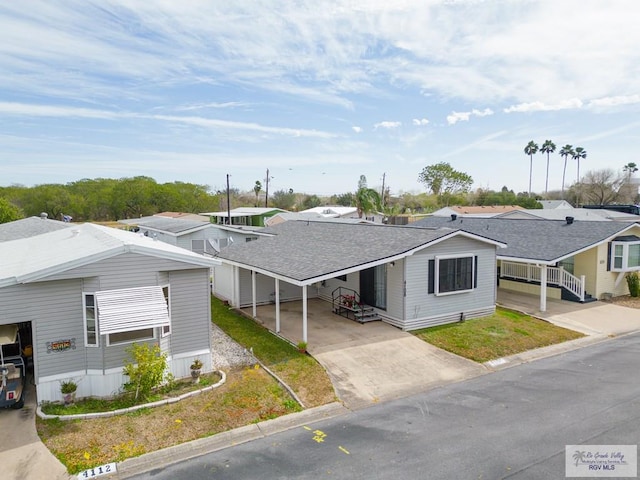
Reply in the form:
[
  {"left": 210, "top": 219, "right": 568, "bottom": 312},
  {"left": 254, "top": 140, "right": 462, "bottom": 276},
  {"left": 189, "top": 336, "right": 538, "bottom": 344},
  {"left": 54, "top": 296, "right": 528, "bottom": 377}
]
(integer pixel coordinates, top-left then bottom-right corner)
[
  {"left": 0, "top": 372, "right": 70, "bottom": 480},
  {"left": 497, "top": 290, "right": 640, "bottom": 336},
  {"left": 245, "top": 299, "right": 487, "bottom": 409}
]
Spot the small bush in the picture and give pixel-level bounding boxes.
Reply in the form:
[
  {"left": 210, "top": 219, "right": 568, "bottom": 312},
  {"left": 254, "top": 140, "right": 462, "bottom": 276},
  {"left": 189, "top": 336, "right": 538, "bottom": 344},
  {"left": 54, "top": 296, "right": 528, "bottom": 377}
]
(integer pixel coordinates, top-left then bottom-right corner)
[
  {"left": 626, "top": 272, "right": 640, "bottom": 297},
  {"left": 123, "top": 343, "right": 168, "bottom": 402}
]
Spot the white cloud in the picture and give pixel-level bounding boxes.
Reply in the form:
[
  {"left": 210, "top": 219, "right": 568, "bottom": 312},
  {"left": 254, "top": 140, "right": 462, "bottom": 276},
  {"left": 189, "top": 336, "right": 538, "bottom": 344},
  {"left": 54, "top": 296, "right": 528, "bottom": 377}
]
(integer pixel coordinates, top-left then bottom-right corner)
[
  {"left": 374, "top": 121, "right": 401, "bottom": 129},
  {"left": 412, "top": 118, "right": 429, "bottom": 126},
  {"left": 588, "top": 95, "right": 640, "bottom": 108},
  {"left": 503, "top": 99, "right": 583, "bottom": 113},
  {"left": 447, "top": 108, "right": 493, "bottom": 125},
  {"left": 352, "top": 126, "right": 362, "bottom": 133},
  {"left": 175, "top": 102, "right": 249, "bottom": 111}
]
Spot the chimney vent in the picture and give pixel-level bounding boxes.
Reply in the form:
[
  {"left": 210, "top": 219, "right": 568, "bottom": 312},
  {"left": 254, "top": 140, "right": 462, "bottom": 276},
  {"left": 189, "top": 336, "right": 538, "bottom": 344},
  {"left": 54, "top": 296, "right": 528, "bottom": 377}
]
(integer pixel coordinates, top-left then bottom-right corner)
[
  {"left": 40, "top": 212, "right": 48, "bottom": 220},
  {"left": 451, "top": 214, "right": 457, "bottom": 221},
  {"left": 565, "top": 216, "right": 574, "bottom": 225}
]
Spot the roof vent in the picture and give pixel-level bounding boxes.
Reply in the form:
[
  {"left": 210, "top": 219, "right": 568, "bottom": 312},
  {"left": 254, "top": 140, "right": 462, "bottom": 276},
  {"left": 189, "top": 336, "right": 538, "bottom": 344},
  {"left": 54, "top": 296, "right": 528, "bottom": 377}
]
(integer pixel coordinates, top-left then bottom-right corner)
[
  {"left": 451, "top": 214, "right": 457, "bottom": 221},
  {"left": 40, "top": 212, "right": 48, "bottom": 220},
  {"left": 566, "top": 216, "right": 574, "bottom": 225}
]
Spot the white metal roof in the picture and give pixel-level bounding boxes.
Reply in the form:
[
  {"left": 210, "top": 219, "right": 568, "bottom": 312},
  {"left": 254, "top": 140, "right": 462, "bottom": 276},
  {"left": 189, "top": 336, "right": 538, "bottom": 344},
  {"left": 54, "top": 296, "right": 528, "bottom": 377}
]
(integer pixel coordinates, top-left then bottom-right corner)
[
  {"left": 200, "top": 207, "right": 286, "bottom": 217},
  {"left": 0, "top": 223, "right": 220, "bottom": 288}
]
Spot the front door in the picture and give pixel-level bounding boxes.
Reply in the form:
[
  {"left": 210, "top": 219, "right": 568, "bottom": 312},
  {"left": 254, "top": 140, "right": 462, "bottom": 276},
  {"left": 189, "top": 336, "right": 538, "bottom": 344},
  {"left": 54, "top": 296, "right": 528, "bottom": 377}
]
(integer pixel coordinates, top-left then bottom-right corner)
[{"left": 360, "top": 264, "right": 387, "bottom": 310}]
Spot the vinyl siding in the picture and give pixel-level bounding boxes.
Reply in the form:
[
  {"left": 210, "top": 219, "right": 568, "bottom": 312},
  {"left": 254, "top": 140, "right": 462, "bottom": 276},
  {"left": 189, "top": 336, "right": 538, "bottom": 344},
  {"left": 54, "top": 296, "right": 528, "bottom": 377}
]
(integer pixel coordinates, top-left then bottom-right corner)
[
  {"left": 167, "top": 269, "right": 212, "bottom": 355},
  {"left": 237, "top": 268, "right": 303, "bottom": 306},
  {"left": 213, "top": 263, "right": 235, "bottom": 302},
  {"left": 574, "top": 246, "right": 598, "bottom": 296},
  {"left": 385, "top": 258, "right": 404, "bottom": 319},
  {"left": 0, "top": 279, "right": 86, "bottom": 380},
  {"left": 401, "top": 236, "right": 496, "bottom": 330}
]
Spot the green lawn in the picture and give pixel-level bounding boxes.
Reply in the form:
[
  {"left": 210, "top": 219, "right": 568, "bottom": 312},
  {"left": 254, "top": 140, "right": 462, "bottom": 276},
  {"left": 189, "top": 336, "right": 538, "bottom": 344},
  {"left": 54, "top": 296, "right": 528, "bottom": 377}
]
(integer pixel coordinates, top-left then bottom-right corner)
[
  {"left": 413, "top": 307, "right": 584, "bottom": 363},
  {"left": 211, "top": 296, "right": 335, "bottom": 407}
]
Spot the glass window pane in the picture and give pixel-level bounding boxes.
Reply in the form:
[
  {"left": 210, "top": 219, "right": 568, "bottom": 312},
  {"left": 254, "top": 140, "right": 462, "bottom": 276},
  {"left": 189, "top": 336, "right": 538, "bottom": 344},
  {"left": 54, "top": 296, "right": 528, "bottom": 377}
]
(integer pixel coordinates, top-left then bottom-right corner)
[
  {"left": 109, "top": 328, "right": 154, "bottom": 345},
  {"left": 629, "top": 244, "right": 640, "bottom": 268}
]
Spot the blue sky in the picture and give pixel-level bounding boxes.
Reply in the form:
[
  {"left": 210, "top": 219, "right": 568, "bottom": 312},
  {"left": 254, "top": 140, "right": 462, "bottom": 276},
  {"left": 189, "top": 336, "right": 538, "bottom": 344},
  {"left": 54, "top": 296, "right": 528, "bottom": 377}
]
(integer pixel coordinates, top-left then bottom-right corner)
[{"left": 1, "top": 1, "right": 638, "bottom": 197}]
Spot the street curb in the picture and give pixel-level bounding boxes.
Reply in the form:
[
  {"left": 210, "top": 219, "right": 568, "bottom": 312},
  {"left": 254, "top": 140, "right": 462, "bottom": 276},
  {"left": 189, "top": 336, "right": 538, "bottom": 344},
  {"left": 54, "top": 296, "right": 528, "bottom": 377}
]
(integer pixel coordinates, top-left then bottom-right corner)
[
  {"left": 114, "top": 402, "right": 350, "bottom": 479},
  {"left": 483, "top": 333, "right": 611, "bottom": 371}
]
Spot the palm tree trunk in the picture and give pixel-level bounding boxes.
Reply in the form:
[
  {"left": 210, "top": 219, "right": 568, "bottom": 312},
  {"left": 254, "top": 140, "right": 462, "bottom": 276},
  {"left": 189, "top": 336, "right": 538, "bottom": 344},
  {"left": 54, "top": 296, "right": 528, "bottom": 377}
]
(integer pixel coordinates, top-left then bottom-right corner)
[
  {"left": 562, "top": 157, "right": 567, "bottom": 198},
  {"left": 529, "top": 155, "right": 533, "bottom": 197},
  {"left": 545, "top": 154, "right": 550, "bottom": 196}
]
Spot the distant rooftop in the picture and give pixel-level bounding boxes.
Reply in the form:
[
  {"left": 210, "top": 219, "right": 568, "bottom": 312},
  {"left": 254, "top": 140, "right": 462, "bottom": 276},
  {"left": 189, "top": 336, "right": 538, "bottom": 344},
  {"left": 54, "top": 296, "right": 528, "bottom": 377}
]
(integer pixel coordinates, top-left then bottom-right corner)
[{"left": 0, "top": 216, "right": 72, "bottom": 242}]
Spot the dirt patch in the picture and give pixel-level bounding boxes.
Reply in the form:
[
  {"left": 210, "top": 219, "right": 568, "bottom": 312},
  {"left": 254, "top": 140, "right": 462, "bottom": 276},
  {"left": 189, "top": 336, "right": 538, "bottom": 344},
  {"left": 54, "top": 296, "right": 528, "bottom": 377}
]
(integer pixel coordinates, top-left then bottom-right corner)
[{"left": 605, "top": 295, "right": 640, "bottom": 309}]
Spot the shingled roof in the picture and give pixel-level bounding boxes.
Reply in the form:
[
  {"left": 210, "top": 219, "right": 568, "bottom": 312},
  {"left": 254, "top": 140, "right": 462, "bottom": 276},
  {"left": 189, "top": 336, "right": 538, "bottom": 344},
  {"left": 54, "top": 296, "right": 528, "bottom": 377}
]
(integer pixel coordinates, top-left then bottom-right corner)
[
  {"left": 216, "top": 220, "right": 504, "bottom": 284},
  {"left": 413, "top": 216, "right": 640, "bottom": 263}
]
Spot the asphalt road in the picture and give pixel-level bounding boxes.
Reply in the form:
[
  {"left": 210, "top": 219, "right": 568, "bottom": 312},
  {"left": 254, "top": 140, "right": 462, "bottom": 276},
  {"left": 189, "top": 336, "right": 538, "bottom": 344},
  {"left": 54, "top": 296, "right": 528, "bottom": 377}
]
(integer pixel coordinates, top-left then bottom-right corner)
[{"left": 131, "top": 333, "right": 640, "bottom": 480}]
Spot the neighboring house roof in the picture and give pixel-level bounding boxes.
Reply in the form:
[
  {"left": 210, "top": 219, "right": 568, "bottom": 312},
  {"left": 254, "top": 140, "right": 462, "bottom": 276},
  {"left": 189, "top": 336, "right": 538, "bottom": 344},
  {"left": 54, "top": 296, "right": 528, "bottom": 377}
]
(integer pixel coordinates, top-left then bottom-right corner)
[
  {"left": 431, "top": 205, "right": 524, "bottom": 217},
  {"left": 496, "top": 208, "right": 639, "bottom": 222},
  {"left": 539, "top": 200, "right": 573, "bottom": 209},
  {"left": 299, "top": 206, "right": 358, "bottom": 217},
  {"left": 154, "top": 212, "right": 210, "bottom": 222},
  {"left": 0, "top": 223, "right": 220, "bottom": 288},
  {"left": 265, "top": 212, "right": 371, "bottom": 227},
  {"left": 200, "top": 207, "right": 287, "bottom": 217},
  {"left": 217, "top": 220, "right": 505, "bottom": 285},
  {"left": 118, "top": 216, "right": 216, "bottom": 236},
  {"left": 413, "top": 216, "right": 640, "bottom": 264},
  {"left": 0, "top": 216, "right": 72, "bottom": 242}
]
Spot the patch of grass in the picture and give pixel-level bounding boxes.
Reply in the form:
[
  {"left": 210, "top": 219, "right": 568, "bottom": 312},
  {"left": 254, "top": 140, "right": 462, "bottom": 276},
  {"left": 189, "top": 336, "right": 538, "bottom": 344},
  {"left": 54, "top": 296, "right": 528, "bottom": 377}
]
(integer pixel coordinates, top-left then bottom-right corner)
[
  {"left": 413, "top": 307, "right": 584, "bottom": 363},
  {"left": 40, "top": 372, "right": 222, "bottom": 416},
  {"left": 211, "top": 296, "right": 335, "bottom": 407},
  {"left": 37, "top": 367, "right": 299, "bottom": 474}
]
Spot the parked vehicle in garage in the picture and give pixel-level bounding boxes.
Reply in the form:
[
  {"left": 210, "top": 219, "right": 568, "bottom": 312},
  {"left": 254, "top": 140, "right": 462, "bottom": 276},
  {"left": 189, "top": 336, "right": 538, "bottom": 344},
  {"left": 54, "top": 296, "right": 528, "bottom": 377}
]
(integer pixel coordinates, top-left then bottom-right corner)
[{"left": 0, "top": 324, "right": 26, "bottom": 409}]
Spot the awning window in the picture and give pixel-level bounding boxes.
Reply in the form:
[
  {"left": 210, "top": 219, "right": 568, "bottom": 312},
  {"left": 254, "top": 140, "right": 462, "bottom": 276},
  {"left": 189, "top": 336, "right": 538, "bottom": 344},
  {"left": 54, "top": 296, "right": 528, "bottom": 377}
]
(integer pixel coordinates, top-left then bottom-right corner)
[{"left": 95, "top": 286, "right": 170, "bottom": 335}]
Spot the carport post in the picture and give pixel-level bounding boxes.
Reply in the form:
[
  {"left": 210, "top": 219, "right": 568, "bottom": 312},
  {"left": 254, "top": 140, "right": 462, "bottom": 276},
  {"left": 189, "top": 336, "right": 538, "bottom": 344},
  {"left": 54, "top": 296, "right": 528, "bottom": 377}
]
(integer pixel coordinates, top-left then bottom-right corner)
[
  {"left": 302, "top": 285, "right": 308, "bottom": 343},
  {"left": 251, "top": 270, "right": 257, "bottom": 318},
  {"left": 275, "top": 278, "right": 281, "bottom": 333},
  {"left": 540, "top": 264, "right": 547, "bottom": 312}
]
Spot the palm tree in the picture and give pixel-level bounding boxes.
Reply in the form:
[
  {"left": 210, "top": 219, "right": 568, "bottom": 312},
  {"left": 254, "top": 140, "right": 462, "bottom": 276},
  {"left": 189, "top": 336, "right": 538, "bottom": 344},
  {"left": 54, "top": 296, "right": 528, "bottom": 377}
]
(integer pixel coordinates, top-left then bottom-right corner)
[
  {"left": 540, "top": 140, "right": 556, "bottom": 196},
  {"left": 572, "top": 147, "right": 587, "bottom": 183},
  {"left": 253, "top": 180, "right": 262, "bottom": 207},
  {"left": 559, "top": 144, "right": 574, "bottom": 197},
  {"left": 524, "top": 140, "right": 539, "bottom": 197},
  {"left": 355, "top": 175, "right": 382, "bottom": 219},
  {"left": 623, "top": 162, "right": 638, "bottom": 181}
]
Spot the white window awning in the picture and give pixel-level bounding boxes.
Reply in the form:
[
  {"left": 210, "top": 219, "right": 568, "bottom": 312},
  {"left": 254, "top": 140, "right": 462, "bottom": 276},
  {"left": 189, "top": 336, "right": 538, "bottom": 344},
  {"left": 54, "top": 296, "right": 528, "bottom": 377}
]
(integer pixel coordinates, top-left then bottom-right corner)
[{"left": 95, "top": 286, "right": 169, "bottom": 335}]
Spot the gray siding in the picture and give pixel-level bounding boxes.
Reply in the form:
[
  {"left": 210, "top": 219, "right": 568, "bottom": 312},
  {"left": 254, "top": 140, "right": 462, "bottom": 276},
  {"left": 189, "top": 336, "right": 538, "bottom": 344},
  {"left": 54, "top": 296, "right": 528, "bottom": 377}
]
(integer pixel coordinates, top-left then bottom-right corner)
[
  {"left": 386, "top": 258, "right": 404, "bottom": 319},
  {"left": 46, "top": 252, "right": 202, "bottom": 288},
  {"left": 400, "top": 236, "right": 497, "bottom": 330},
  {"left": 167, "top": 269, "right": 212, "bottom": 355},
  {"left": 0, "top": 279, "right": 86, "bottom": 380},
  {"left": 238, "top": 268, "right": 303, "bottom": 306}
]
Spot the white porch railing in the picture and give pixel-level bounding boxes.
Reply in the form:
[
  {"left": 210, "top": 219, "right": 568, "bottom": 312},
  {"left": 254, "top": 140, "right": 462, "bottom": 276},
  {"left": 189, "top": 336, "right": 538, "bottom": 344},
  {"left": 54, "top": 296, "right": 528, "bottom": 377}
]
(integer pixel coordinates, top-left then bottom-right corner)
[{"left": 500, "top": 261, "right": 585, "bottom": 302}]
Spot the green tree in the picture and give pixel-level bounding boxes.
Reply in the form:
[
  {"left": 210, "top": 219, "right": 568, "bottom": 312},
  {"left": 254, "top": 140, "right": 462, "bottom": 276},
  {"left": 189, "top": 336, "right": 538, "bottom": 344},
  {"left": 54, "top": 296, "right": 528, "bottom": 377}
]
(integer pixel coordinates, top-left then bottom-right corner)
[
  {"left": 0, "top": 197, "right": 23, "bottom": 223},
  {"left": 253, "top": 181, "right": 262, "bottom": 207},
  {"left": 417, "top": 162, "right": 473, "bottom": 205},
  {"left": 540, "top": 140, "right": 556, "bottom": 196},
  {"left": 270, "top": 189, "right": 296, "bottom": 210},
  {"left": 559, "top": 144, "right": 575, "bottom": 197},
  {"left": 302, "top": 194, "right": 322, "bottom": 209},
  {"left": 354, "top": 175, "right": 381, "bottom": 219},
  {"left": 524, "top": 140, "right": 539, "bottom": 197},
  {"left": 332, "top": 192, "right": 353, "bottom": 207},
  {"left": 623, "top": 162, "right": 638, "bottom": 181}
]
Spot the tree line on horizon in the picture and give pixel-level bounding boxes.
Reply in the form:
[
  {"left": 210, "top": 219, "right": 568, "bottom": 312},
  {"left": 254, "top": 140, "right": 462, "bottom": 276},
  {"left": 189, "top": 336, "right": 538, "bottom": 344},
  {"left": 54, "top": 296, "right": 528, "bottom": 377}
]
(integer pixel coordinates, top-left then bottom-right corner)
[{"left": 0, "top": 159, "right": 637, "bottom": 225}]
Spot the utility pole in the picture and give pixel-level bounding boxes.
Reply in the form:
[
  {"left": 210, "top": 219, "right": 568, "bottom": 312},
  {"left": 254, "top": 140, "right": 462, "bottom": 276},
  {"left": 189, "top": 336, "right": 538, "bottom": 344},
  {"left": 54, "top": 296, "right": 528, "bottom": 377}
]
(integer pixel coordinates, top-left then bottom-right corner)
[
  {"left": 381, "top": 172, "right": 386, "bottom": 208},
  {"left": 226, "top": 174, "right": 231, "bottom": 225},
  {"left": 265, "top": 168, "right": 270, "bottom": 208}
]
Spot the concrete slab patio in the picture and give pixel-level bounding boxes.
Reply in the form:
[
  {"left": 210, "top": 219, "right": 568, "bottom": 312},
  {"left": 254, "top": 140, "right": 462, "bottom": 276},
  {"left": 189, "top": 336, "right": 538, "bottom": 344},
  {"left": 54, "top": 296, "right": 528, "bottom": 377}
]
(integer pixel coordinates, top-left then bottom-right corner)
[{"left": 244, "top": 299, "right": 487, "bottom": 409}]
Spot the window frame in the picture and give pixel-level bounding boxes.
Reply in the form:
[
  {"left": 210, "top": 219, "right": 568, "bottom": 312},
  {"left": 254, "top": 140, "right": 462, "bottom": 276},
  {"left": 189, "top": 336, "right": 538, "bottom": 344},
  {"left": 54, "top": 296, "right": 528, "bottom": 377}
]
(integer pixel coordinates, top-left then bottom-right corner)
[
  {"left": 610, "top": 241, "right": 640, "bottom": 271},
  {"left": 106, "top": 328, "right": 156, "bottom": 347},
  {"left": 161, "top": 285, "right": 171, "bottom": 337},
  {"left": 83, "top": 292, "right": 99, "bottom": 347},
  {"left": 434, "top": 254, "right": 475, "bottom": 296}
]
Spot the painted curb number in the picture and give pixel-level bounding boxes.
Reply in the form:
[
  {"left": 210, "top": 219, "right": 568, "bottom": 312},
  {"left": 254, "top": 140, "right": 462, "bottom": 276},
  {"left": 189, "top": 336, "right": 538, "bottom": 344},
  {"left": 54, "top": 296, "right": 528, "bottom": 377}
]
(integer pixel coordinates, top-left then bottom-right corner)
[{"left": 77, "top": 462, "right": 117, "bottom": 479}]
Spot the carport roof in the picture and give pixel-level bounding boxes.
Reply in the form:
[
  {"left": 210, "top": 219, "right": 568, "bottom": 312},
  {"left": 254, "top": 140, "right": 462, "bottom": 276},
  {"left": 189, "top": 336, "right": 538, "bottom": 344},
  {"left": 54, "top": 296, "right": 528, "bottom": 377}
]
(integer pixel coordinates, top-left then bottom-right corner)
[
  {"left": 413, "top": 216, "right": 640, "bottom": 263},
  {"left": 216, "top": 220, "right": 505, "bottom": 284}
]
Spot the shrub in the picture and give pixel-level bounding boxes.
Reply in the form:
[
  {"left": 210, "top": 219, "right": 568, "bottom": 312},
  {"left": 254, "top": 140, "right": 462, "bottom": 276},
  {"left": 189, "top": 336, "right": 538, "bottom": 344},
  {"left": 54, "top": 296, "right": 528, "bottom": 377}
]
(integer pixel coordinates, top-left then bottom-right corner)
[
  {"left": 122, "top": 343, "right": 168, "bottom": 402},
  {"left": 60, "top": 380, "right": 77, "bottom": 394},
  {"left": 626, "top": 272, "right": 640, "bottom": 297}
]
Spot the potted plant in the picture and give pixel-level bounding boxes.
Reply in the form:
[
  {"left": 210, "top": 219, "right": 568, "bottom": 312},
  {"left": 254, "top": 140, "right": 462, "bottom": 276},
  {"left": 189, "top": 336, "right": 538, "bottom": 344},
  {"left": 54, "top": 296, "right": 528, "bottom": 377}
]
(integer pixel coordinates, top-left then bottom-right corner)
[
  {"left": 190, "top": 359, "right": 203, "bottom": 383},
  {"left": 60, "top": 379, "right": 77, "bottom": 406},
  {"left": 297, "top": 341, "right": 308, "bottom": 353}
]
